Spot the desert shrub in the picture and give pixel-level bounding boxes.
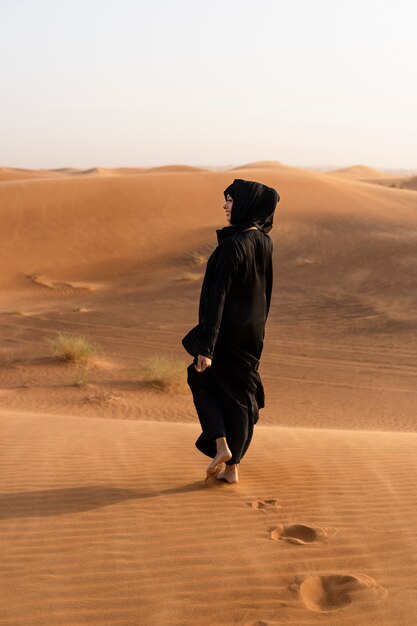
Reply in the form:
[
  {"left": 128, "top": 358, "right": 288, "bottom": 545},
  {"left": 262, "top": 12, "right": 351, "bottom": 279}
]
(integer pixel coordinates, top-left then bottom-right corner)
[
  {"left": 47, "top": 333, "right": 99, "bottom": 364},
  {"left": 175, "top": 272, "right": 203, "bottom": 282},
  {"left": 136, "top": 354, "right": 188, "bottom": 392},
  {"left": 190, "top": 251, "right": 208, "bottom": 265},
  {"left": 72, "top": 363, "right": 91, "bottom": 386}
]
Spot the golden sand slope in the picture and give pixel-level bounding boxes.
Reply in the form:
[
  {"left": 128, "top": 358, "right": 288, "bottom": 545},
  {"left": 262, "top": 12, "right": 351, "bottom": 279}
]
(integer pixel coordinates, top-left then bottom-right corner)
[
  {"left": 1, "top": 163, "right": 417, "bottom": 625},
  {"left": 327, "top": 165, "right": 417, "bottom": 191},
  {"left": 401, "top": 176, "right": 417, "bottom": 190},
  {"left": 231, "top": 160, "right": 284, "bottom": 170},
  {"left": 0, "top": 167, "right": 71, "bottom": 183},
  {"left": 1, "top": 162, "right": 417, "bottom": 298},
  {"left": 1, "top": 162, "right": 417, "bottom": 429},
  {"left": 144, "top": 165, "right": 207, "bottom": 172},
  {"left": 363, "top": 175, "right": 417, "bottom": 192},
  {"left": 327, "top": 165, "right": 389, "bottom": 179},
  {"left": 2, "top": 410, "right": 417, "bottom": 625}
]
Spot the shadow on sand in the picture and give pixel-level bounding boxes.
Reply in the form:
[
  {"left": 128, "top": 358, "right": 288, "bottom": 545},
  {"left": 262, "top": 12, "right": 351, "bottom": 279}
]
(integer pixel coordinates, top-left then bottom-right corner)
[{"left": 0, "top": 481, "right": 218, "bottom": 519}]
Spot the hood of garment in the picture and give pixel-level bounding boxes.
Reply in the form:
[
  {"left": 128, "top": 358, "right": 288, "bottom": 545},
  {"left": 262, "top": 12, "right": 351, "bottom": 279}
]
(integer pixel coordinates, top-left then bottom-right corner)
[{"left": 216, "top": 178, "right": 280, "bottom": 244}]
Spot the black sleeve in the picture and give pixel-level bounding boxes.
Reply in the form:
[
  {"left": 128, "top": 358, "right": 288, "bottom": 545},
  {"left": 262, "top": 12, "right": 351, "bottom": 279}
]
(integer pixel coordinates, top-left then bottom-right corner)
[
  {"left": 198, "top": 241, "right": 240, "bottom": 359},
  {"left": 265, "top": 239, "right": 273, "bottom": 320}
]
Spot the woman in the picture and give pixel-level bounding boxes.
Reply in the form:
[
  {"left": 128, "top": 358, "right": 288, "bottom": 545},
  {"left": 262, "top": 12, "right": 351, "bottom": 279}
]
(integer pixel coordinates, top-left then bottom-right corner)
[{"left": 182, "top": 178, "right": 280, "bottom": 483}]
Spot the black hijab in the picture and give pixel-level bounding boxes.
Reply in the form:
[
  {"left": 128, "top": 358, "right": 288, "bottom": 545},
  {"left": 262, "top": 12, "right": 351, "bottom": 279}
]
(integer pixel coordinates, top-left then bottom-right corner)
[{"left": 216, "top": 179, "right": 280, "bottom": 243}]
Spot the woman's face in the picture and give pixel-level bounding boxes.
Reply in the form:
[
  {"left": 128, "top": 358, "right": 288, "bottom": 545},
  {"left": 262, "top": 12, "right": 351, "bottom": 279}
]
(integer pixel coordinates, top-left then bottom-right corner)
[{"left": 224, "top": 194, "right": 233, "bottom": 223}]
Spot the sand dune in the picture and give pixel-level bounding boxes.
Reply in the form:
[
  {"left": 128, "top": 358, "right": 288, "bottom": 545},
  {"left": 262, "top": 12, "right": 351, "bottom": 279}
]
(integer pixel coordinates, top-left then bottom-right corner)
[
  {"left": 144, "top": 164, "right": 207, "bottom": 173},
  {"left": 2, "top": 410, "right": 417, "bottom": 625},
  {"left": 362, "top": 174, "right": 417, "bottom": 192},
  {"left": 398, "top": 175, "right": 417, "bottom": 190},
  {"left": 1, "top": 162, "right": 417, "bottom": 624},
  {"left": 77, "top": 167, "right": 120, "bottom": 176},
  {"left": 74, "top": 166, "right": 150, "bottom": 177},
  {"left": 327, "top": 165, "right": 417, "bottom": 192},
  {"left": 51, "top": 167, "right": 82, "bottom": 174},
  {"left": 2, "top": 162, "right": 416, "bottom": 291},
  {"left": 1, "top": 163, "right": 417, "bottom": 426},
  {"left": 232, "top": 160, "right": 284, "bottom": 170},
  {"left": 0, "top": 167, "right": 70, "bottom": 183},
  {"left": 112, "top": 167, "right": 147, "bottom": 175},
  {"left": 0, "top": 165, "right": 148, "bottom": 183},
  {"left": 327, "top": 165, "right": 389, "bottom": 179}
]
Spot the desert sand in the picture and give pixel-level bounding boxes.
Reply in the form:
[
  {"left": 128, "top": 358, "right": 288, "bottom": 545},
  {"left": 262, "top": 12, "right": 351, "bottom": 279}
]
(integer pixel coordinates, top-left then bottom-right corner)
[{"left": 1, "top": 162, "right": 417, "bottom": 625}]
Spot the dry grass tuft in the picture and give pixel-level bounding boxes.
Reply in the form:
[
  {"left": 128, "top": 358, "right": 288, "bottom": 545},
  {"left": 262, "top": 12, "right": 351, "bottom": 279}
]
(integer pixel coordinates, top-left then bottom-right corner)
[
  {"left": 190, "top": 251, "right": 208, "bottom": 265},
  {"left": 135, "top": 354, "right": 188, "bottom": 392},
  {"left": 72, "top": 363, "right": 91, "bottom": 386},
  {"left": 295, "top": 258, "right": 319, "bottom": 267},
  {"left": 175, "top": 272, "right": 203, "bottom": 282},
  {"left": 46, "top": 332, "right": 100, "bottom": 364}
]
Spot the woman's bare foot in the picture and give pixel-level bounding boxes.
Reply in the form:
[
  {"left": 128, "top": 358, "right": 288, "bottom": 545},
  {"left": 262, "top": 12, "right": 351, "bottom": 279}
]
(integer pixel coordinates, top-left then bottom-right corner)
[
  {"left": 206, "top": 437, "right": 232, "bottom": 480},
  {"left": 215, "top": 463, "right": 239, "bottom": 483}
]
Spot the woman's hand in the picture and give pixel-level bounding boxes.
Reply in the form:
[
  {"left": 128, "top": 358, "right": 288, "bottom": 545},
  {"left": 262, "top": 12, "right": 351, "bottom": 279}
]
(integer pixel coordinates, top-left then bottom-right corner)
[{"left": 195, "top": 354, "right": 212, "bottom": 372}]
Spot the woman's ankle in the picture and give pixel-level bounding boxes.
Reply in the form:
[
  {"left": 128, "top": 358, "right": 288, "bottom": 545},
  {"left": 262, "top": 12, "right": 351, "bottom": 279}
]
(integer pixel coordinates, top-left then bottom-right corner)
[{"left": 215, "top": 436, "right": 230, "bottom": 453}]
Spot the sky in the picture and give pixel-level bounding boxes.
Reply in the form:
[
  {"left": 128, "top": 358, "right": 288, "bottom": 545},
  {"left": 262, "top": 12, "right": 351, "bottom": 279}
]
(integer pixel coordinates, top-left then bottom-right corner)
[{"left": 0, "top": 0, "right": 416, "bottom": 169}]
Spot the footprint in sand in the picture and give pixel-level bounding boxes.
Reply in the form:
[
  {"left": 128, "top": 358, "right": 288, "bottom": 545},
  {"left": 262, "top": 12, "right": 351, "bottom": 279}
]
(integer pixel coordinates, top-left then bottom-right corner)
[
  {"left": 248, "top": 499, "right": 281, "bottom": 513},
  {"left": 291, "top": 572, "right": 387, "bottom": 613},
  {"left": 270, "top": 523, "right": 337, "bottom": 545}
]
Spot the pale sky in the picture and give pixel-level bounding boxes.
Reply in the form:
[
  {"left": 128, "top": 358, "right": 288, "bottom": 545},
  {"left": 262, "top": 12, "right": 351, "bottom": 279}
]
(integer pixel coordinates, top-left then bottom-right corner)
[{"left": 1, "top": 0, "right": 416, "bottom": 169}]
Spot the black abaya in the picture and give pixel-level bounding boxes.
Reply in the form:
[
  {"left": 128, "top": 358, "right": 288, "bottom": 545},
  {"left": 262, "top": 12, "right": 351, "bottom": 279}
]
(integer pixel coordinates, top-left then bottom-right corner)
[{"left": 182, "top": 179, "right": 280, "bottom": 466}]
